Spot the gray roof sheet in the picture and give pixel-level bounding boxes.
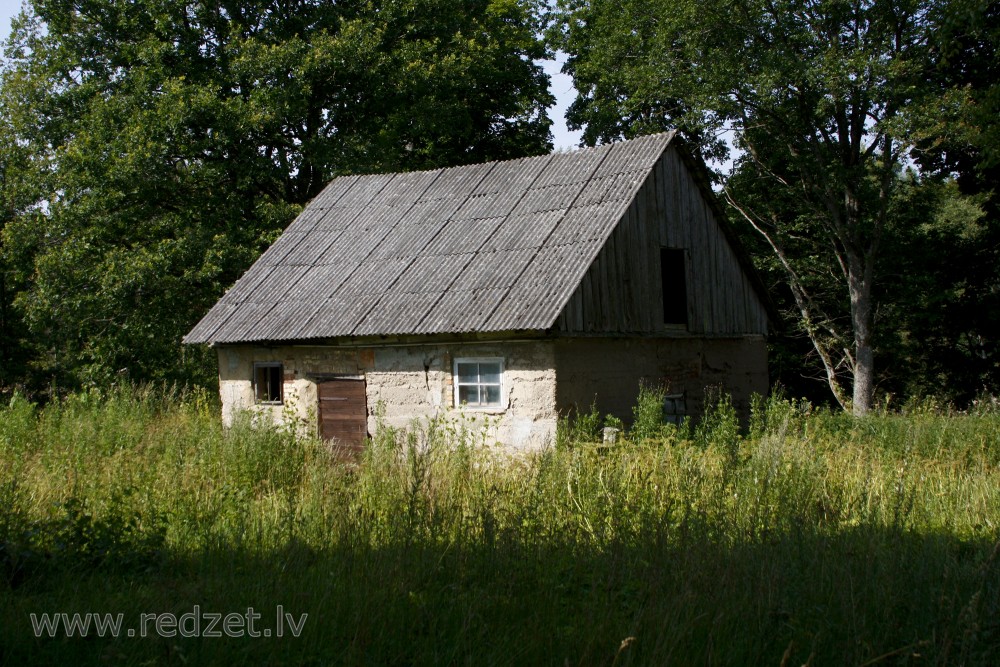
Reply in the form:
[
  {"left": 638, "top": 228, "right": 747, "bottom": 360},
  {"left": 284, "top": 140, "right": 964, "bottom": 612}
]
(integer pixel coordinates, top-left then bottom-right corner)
[{"left": 185, "top": 132, "right": 676, "bottom": 344}]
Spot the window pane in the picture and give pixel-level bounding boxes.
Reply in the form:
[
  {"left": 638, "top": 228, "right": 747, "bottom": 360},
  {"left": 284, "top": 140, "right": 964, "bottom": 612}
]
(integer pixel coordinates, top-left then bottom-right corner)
[
  {"left": 267, "top": 366, "right": 282, "bottom": 402},
  {"left": 479, "top": 362, "right": 501, "bottom": 385},
  {"left": 457, "top": 363, "right": 478, "bottom": 383},
  {"left": 484, "top": 385, "right": 500, "bottom": 405},
  {"left": 255, "top": 367, "right": 267, "bottom": 402},
  {"left": 254, "top": 364, "right": 282, "bottom": 403},
  {"left": 458, "top": 385, "right": 479, "bottom": 405}
]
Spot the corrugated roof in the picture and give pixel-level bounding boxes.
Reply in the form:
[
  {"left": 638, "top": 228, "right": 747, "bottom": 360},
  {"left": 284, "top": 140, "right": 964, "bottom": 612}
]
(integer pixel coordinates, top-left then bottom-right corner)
[{"left": 185, "top": 132, "right": 677, "bottom": 344}]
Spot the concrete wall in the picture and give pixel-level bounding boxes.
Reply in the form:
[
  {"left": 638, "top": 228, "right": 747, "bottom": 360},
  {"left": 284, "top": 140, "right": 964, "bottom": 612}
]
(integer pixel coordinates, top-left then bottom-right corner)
[
  {"left": 553, "top": 336, "right": 768, "bottom": 424},
  {"left": 216, "top": 340, "right": 558, "bottom": 449}
]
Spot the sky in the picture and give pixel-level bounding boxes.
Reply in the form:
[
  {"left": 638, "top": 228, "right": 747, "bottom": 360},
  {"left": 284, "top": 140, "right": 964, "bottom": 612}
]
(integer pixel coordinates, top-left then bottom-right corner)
[{"left": 0, "top": 0, "right": 583, "bottom": 150}]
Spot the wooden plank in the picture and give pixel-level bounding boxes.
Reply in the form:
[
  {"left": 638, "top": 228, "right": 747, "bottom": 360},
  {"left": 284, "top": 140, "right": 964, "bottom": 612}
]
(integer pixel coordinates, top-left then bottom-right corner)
[
  {"left": 728, "top": 240, "right": 745, "bottom": 334},
  {"left": 619, "top": 203, "right": 637, "bottom": 330},
  {"left": 640, "top": 171, "right": 658, "bottom": 331},
  {"left": 669, "top": 149, "right": 687, "bottom": 248},
  {"left": 317, "top": 379, "right": 368, "bottom": 455},
  {"left": 702, "top": 191, "right": 715, "bottom": 332},
  {"left": 697, "top": 174, "right": 715, "bottom": 332},
  {"left": 652, "top": 163, "right": 669, "bottom": 329},
  {"left": 600, "top": 235, "right": 617, "bottom": 331},
  {"left": 705, "top": 198, "right": 724, "bottom": 332},
  {"left": 660, "top": 154, "right": 674, "bottom": 247},
  {"left": 612, "top": 213, "right": 628, "bottom": 331},
  {"left": 669, "top": 149, "right": 699, "bottom": 332},
  {"left": 572, "top": 286, "right": 584, "bottom": 331},
  {"left": 655, "top": 160, "right": 670, "bottom": 246},
  {"left": 582, "top": 270, "right": 595, "bottom": 330},
  {"left": 681, "top": 162, "right": 706, "bottom": 333},
  {"left": 630, "top": 202, "right": 643, "bottom": 330},
  {"left": 742, "top": 273, "right": 755, "bottom": 333},
  {"left": 614, "top": 210, "right": 630, "bottom": 331},
  {"left": 651, "top": 176, "right": 664, "bottom": 331}
]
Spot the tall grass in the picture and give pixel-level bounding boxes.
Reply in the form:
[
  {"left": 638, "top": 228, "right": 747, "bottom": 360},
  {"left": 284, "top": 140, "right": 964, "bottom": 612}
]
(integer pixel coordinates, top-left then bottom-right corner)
[{"left": 1, "top": 386, "right": 998, "bottom": 665}]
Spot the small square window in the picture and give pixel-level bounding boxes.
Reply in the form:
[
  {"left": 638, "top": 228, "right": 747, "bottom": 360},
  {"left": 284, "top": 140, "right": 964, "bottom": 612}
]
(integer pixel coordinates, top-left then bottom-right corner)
[
  {"left": 254, "top": 363, "right": 283, "bottom": 404},
  {"left": 454, "top": 358, "right": 503, "bottom": 408},
  {"left": 663, "top": 393, "right": 686, "bottom": 425}
]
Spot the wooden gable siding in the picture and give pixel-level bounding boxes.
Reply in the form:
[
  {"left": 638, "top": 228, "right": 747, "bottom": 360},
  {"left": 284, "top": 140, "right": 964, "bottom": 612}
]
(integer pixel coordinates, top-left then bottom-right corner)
[{"left": 555, "top": 146, "right": 769, "bottom": 335}]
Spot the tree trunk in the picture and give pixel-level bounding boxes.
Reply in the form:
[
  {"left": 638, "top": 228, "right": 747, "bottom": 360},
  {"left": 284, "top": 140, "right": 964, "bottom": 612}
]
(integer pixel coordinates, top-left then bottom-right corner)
[{"left": 848, "top": 255, "right": 875, "bottom": 416}]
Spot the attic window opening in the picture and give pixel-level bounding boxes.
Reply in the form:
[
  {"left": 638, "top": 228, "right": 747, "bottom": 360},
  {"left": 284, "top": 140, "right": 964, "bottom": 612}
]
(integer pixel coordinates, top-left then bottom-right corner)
[
  {"left": 454, "top": 358, "right": 503, "bottom": 408},
  {"left": 254, "top": 362, "right": 283, "bottom": 404},
  {"left": 661, "top": 247, "right": 688, "bottom": 327}
]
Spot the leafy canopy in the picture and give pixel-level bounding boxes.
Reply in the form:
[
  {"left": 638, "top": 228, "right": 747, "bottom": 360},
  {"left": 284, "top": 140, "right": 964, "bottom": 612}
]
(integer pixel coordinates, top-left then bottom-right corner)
[{"left": 0, "top": 0, "right": 554, "bottom": 392}]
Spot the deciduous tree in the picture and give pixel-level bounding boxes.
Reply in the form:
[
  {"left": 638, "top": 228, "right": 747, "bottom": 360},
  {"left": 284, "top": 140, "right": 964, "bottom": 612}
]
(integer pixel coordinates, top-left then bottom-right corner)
[
  {"left": 1, "top": 0, "right": 553, "bottom": 392},
  {"left": 550, "top": 0, "right": 986, "bottom": 413}
]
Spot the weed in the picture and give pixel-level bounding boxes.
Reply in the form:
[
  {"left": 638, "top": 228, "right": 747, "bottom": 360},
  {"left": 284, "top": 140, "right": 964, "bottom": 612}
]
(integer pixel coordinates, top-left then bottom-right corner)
[{"left": 630, "top": 382, "right": 669, "bottom": 443}]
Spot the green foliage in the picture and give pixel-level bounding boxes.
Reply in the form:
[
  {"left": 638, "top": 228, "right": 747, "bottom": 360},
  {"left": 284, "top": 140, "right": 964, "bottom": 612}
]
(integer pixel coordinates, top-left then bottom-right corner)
[
  {"left": 923, "top": 0, "right": 1000, "bottom": 169},
  {"left": 876, "top": 176, "right": 999, "bottom": 403},
  {"left": 1, "top": 387, "right": 999, "bottom": 664},
  {"left": 694, "top": 390, "right": 740, "bottom": 451},
  {"left": 629, "top": 382, "right": 668, "bottom": 442},
  {"left": 0, "top": 0, "right": 553, "bottom": 394},
  {"left": 2, "top": 494, "right": 167, "bottom": 583},
  {"left": 557, "top": 399, "right": 604, "bottom": 446}
]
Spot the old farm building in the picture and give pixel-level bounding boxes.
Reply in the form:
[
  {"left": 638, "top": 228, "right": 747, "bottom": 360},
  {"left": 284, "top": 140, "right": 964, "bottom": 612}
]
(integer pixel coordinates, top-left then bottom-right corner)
[{"left": 184, "top": 132, "right": 769, "bottom": 450}]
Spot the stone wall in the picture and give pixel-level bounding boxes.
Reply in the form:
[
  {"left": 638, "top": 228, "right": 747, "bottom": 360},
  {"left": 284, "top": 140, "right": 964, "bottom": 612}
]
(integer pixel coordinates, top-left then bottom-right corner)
[
  {"left": 216, "top": 339, "right": 558, "bottom": 449},
  {"left": 553, "top": 336, "right": 768, "bottom": 424}
]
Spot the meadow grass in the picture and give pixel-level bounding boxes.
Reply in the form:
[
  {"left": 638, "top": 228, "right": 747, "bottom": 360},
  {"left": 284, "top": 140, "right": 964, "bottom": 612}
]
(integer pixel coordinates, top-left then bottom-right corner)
[{"left": 0, "top": 386, "right": 998, "bottom": 665}]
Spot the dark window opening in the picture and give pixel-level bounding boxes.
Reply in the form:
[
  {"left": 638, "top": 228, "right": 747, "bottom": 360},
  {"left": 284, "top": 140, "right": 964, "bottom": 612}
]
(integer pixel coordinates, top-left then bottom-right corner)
[
  {"left": 254, "top": 363, "right": 283, "bottom": 404},
  {"left": 663, "top": 393, "right": 686, "bottom": 426},
  {"left": 661, "top": 248, "right": 688, "bottom": 326}
]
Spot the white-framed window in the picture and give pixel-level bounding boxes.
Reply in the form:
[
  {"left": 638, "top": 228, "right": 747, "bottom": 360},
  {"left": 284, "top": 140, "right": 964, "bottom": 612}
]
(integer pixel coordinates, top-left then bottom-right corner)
[
  {"left": 254, "top": 362, "right": 284, "bottom": 404},
  {"left": 454, "top": 357, "right": 504, "bottom": 408}
]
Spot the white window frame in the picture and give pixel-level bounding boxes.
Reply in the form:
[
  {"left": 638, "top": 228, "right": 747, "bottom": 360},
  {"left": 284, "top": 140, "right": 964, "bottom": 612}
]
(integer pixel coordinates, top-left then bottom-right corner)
[
  {"left": 453, "top": 357, "right": 505, "bottom": 410},
  {"left": 253, "top": 362, "right": 284, "bottom": 405}
]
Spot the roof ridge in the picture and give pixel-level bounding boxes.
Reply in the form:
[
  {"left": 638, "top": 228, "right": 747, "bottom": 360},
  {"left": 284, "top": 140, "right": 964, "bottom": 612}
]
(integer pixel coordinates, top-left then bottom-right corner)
[{"left": 308, "top": 134, "right": 676, "bottom": 200}]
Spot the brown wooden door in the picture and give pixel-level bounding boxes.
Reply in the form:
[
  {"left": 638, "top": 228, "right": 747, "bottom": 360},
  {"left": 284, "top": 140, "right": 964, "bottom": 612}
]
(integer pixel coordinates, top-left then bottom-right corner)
[{"left": 317, "top": 379, "right": 368, "bottom": 454}]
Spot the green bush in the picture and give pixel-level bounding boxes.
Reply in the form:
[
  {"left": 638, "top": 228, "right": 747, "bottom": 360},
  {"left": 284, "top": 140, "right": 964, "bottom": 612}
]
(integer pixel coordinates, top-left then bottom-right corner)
[{"left": 630, "top": 382, "right": 668, "bottom": 443}]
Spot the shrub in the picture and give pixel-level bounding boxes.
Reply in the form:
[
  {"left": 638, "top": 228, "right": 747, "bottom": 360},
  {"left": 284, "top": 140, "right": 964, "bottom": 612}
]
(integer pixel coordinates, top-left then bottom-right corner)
[{"left": 630, "top": 382, "right": 668, "bottom": 443}]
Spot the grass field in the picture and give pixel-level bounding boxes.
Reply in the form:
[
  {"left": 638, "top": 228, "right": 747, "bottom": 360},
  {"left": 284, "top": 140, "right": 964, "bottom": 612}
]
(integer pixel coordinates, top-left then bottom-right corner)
[{"left": 1, "top": 386, "right": 998, "bottom": 665}]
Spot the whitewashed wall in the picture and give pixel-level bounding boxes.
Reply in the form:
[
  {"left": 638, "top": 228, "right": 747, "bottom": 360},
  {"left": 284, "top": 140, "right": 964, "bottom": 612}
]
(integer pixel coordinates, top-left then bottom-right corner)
[{"left": 216, "top": 340, "right": 558, "bottom": 449}]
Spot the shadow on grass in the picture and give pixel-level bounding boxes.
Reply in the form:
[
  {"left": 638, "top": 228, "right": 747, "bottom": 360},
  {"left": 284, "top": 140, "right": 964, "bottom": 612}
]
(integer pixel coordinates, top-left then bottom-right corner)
[{"left": 2, "top": 524, "right": 998, "bottom": 666}]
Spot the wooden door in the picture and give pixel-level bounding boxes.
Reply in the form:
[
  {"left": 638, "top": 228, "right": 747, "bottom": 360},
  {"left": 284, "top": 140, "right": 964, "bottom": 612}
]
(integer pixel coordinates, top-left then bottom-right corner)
[{"left": 317, "top": 378, "right": 368, "bottom": 454}]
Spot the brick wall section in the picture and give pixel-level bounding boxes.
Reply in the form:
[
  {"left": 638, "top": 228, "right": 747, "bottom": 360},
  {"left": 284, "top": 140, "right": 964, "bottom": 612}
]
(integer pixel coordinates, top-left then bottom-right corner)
[{"left": 553, "top": 336, "right": 768, "bottom": 424}]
